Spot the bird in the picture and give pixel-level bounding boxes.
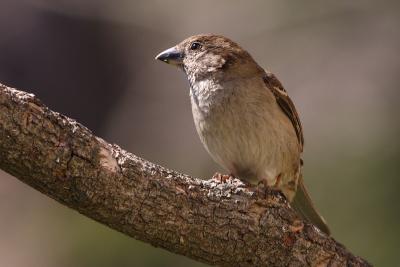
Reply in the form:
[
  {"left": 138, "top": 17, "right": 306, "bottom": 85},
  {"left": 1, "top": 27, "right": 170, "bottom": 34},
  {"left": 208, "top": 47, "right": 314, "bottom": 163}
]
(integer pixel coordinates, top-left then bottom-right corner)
[{"left": 155, "top": 34, "right": 330, "bottom": 235}]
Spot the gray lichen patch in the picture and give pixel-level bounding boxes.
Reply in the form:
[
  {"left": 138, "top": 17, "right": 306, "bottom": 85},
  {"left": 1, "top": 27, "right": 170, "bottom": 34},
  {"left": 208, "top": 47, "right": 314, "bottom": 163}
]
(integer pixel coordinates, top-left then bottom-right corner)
[
  {"left": 4, "top": 86, "right": 36, "bottom": 102},
  {"left": 200, "top": 177, "right": 253, "bottom": 200}
]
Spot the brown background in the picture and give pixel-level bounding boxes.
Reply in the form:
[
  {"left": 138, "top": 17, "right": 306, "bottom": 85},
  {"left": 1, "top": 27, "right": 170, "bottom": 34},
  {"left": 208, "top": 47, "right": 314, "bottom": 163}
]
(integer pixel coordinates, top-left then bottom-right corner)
[{"left": 0, "top": 1, "right": 399, "bottom": 266}]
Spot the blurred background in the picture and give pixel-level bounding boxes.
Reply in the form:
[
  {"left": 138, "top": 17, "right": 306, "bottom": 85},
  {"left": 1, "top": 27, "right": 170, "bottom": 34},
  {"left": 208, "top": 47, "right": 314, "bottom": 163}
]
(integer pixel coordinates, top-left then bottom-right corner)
[{"left": 0, "top": 0, "right": 399, "bottom": 266}]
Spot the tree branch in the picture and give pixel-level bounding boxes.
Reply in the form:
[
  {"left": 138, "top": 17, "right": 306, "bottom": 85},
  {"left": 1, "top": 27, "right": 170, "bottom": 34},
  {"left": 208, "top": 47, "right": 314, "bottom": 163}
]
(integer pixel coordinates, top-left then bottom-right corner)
[{"left": 0, "top": 83, "right": 370, "bottom": 267}]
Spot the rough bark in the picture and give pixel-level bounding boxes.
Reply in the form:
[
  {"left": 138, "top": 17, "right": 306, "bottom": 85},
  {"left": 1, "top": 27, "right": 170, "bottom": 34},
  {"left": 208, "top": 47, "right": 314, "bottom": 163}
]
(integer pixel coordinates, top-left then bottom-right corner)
[{"left": 0, "top": 82, "right": 370, "bottom": 267}]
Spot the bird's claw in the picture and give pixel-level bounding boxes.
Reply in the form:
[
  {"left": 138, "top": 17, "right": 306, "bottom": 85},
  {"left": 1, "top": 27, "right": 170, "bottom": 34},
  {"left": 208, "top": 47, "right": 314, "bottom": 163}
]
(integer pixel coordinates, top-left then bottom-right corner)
[
  {"left": 257, "top": 180, "right": 285, "bottom": 199},
  {"left": 212, "top": 172, "right": 233, "bottom": 183}
]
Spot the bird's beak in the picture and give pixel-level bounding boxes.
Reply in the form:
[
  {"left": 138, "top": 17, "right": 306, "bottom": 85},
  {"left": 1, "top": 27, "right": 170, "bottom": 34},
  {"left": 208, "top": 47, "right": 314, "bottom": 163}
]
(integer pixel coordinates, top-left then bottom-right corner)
[{"left": 155, "top": 46, "right": 183, "bottom": 66}]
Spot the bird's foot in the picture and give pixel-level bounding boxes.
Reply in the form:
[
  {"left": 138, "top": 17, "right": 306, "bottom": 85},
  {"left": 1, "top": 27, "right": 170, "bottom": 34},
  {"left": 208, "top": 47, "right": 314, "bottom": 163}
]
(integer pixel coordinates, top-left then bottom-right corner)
[
  {"left": 257, "top": 179, "right": 285, "bottom": 199},
  {"left": 212, "top": 172, "right": 234, "bottom": 183}
]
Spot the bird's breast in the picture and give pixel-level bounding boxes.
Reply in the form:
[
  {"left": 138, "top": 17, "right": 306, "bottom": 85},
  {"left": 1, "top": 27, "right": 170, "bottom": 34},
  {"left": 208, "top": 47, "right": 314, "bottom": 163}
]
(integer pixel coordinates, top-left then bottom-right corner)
[{"left": 190, "top": 77, "right": 301, "bottom": 184}]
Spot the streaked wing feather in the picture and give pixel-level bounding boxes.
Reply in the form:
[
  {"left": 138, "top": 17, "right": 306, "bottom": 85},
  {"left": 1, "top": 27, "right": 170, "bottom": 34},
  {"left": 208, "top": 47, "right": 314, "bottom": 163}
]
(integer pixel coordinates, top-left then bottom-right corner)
[{"left": 263, "top": 70, "right": 304, "bottom": 151}]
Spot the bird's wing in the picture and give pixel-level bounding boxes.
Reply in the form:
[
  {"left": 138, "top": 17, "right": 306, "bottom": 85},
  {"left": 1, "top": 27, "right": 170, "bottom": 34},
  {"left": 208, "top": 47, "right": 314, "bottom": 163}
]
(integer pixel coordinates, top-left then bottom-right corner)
[{"left": 262, "top": 70, "right": 304, "bottom": 151}]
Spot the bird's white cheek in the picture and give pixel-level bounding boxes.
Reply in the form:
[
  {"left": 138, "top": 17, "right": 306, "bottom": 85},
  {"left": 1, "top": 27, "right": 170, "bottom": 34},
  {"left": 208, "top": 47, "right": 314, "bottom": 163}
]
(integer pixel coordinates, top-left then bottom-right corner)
[
  {"left": 204, "top": 54, "right": 226, "bottom": 72},
  {"left": 189, "top": 53, "right": 226, "bottom": 73}
]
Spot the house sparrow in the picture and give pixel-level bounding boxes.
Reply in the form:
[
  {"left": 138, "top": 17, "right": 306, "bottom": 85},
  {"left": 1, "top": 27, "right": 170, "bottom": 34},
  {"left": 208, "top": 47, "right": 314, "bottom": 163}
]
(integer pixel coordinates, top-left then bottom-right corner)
[{"left": 156, "top": 34, "right": 330, "bottom": 235}]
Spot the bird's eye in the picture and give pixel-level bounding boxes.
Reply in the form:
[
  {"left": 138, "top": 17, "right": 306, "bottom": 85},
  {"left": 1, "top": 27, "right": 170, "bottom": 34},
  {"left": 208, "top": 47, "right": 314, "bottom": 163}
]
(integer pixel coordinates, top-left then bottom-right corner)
[{"left": 190, "top": 42, "right": 202, "bottom": 50}]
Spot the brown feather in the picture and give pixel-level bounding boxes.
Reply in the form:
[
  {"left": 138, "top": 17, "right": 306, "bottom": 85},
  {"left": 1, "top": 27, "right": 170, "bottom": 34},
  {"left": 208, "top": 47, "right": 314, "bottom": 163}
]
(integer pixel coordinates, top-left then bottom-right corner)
[{"left": 263, "top": 71, "right": 304, "bottom": 151}]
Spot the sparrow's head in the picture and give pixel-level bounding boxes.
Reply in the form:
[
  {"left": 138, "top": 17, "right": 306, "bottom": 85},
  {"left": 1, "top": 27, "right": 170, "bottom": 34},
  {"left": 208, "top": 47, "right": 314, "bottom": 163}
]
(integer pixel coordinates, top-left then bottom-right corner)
[{"left": 155, "top": 34, "right": 262, "bottom": 80}]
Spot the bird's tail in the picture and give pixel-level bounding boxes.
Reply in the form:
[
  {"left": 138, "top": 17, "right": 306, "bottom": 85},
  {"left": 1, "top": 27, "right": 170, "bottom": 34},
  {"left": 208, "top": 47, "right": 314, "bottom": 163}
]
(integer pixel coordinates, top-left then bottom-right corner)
[{"left": 291, "top": 176, "right": 331, "bottom": 235}]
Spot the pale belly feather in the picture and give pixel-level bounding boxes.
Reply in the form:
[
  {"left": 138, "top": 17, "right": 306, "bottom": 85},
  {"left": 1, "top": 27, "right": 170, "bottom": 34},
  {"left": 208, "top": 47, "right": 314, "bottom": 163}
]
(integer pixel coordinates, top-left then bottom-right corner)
[{"left": 190, "top": 77, "right": 301, "bottom": 195}]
